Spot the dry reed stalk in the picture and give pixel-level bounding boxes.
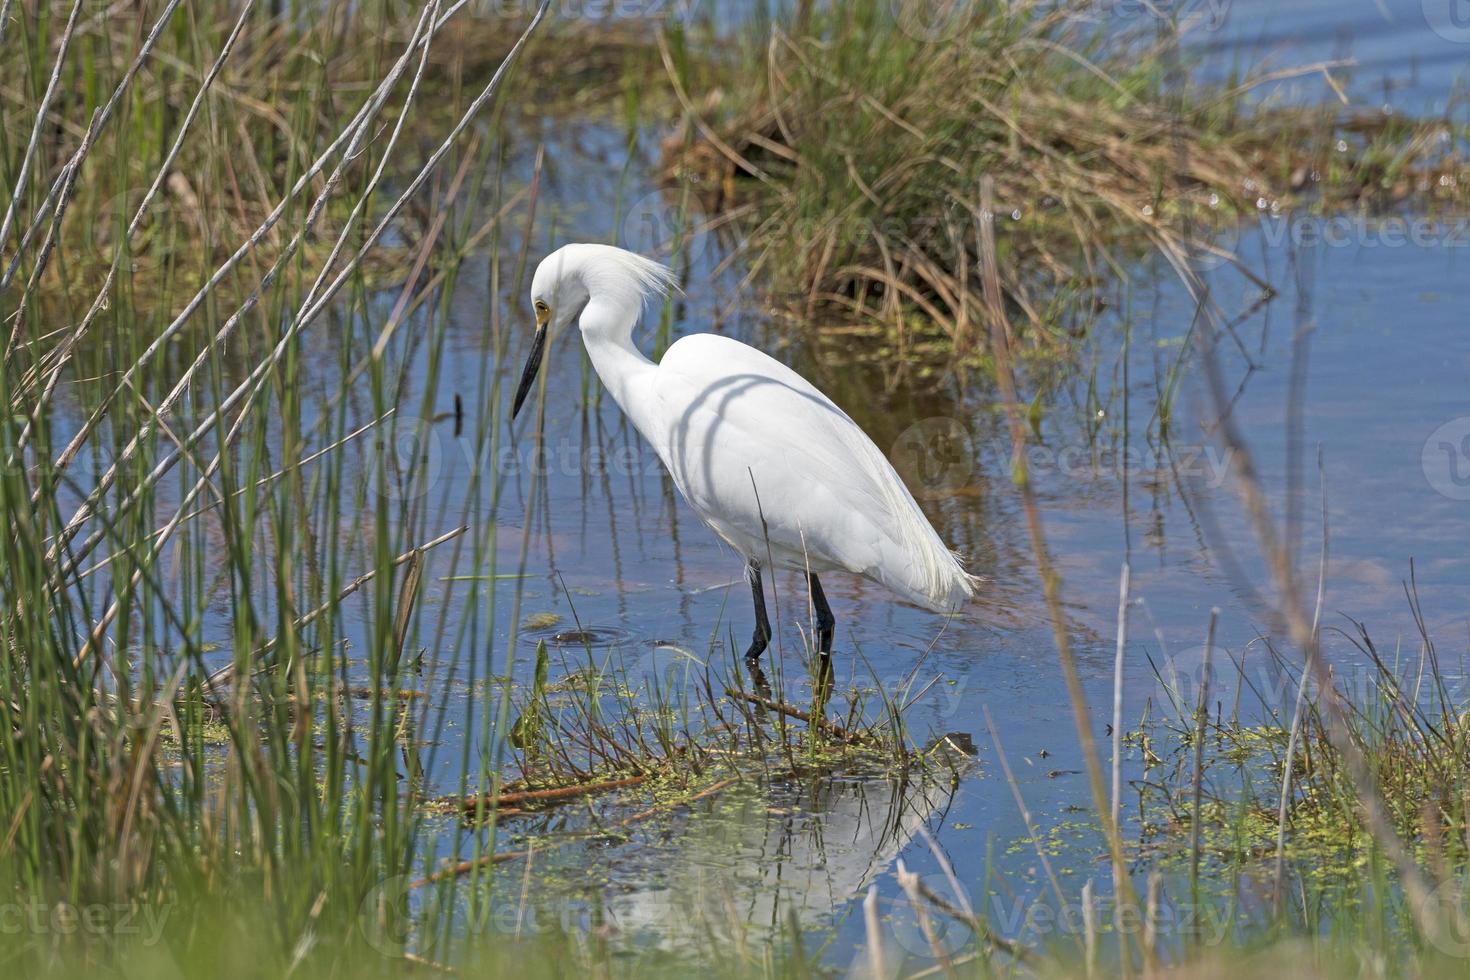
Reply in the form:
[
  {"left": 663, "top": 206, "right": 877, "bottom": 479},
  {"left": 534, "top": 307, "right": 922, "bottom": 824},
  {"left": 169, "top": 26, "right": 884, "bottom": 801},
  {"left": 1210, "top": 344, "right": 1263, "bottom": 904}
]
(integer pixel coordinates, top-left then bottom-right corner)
[
  {"left": 896, "top": 859, "right": 957, "bottom": 980},
  {"left": 977, "top": 175, "right": 1149, "bottom": 970}
]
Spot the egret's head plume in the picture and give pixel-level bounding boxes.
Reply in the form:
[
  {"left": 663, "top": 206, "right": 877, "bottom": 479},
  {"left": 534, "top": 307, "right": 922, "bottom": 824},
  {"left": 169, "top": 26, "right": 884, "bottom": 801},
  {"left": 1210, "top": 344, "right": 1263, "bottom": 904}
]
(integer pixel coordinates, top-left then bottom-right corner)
[
  {"left": 514, "top": 244, "right": 677, "bottom": 423},
  {"left": 530, "top": 243, "right": 676, "bottom": 328}
]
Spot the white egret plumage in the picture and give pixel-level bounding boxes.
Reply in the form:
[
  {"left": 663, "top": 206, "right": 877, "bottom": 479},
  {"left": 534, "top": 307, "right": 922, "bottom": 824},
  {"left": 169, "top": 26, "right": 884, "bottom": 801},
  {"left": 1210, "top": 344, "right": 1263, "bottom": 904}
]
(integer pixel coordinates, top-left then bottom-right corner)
[{"left": 512, "top": 243, "right": 978, "bottom": 676}]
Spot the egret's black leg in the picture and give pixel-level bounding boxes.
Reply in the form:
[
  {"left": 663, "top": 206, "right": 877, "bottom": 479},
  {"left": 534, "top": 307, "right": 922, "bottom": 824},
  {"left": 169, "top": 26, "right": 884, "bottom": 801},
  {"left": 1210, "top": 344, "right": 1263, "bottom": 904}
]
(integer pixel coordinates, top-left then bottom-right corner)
[
  {"left": 743, "top": 560, "right": 773, "bottom": 697},
  {"left": 808, "top": 572, "right": 836, "bottom": 694},
  {"left": 745, "top": 559, "right": 772, "bottom": 663},
  {"left": 807, "top": 572, "right": 835, "bottom": 654}
]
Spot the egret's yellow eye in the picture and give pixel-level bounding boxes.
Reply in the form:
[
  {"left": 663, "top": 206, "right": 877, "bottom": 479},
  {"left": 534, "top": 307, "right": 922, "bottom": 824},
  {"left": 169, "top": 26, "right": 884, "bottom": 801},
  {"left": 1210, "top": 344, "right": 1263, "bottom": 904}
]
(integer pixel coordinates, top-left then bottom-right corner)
[{"left": 533, "top": 300, "right": 549, "bottom": 319}]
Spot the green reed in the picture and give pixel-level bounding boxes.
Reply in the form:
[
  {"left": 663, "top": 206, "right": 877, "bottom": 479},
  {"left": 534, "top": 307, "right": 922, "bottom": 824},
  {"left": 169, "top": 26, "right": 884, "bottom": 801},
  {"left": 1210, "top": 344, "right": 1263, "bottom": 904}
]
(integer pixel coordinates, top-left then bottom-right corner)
[{"left": 0, "top": 0, "right": 563, "bottom": 972}]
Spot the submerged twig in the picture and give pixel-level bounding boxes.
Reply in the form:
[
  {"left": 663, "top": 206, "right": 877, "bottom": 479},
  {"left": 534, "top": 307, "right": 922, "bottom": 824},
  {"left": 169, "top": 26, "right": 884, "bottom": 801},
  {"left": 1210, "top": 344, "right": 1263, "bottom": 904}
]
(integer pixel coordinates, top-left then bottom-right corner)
[
  {"left": 440, "top": 776, "right": 648, "bottom": 815},
  {"left": 724, "top": 688, "right": 864, "bottom": 742}
]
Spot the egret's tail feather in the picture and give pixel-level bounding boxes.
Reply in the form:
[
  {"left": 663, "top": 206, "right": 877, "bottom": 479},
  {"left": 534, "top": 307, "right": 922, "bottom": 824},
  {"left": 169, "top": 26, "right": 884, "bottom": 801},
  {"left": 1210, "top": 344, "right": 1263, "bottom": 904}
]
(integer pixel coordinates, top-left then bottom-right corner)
[
  {"left": 873, "top": 527, "right": 981, "bottom": 614},
  {"left": 879, "top": 563, "right": 978, "bottom": 615},
  {"left": 933, "top": 552, "right": 983, "bottom": 613},
  {"left": 841, "top": 419, "right": 983, "bottom": 614}
]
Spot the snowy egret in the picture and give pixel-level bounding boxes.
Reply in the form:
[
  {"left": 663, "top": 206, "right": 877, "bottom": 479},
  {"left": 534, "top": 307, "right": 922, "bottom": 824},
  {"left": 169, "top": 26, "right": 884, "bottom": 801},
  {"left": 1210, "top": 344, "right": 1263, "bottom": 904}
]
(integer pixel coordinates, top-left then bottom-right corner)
[{"left": 511, "top": 244, "right": 978, "bottom": 676}]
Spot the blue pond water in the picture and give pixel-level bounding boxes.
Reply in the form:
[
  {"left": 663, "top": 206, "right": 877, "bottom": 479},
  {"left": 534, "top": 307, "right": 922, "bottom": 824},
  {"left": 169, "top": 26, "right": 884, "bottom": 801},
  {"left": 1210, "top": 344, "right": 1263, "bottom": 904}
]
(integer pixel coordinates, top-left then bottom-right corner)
[{"left": 150, "top": 2, "right": 1470, "bottom": 963}]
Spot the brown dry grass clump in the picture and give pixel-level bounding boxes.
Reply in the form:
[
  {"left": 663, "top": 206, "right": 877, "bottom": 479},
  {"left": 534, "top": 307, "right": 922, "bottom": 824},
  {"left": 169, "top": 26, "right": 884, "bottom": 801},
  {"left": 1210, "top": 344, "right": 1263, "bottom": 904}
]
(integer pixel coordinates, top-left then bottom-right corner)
[{"left": 661, "top": 1, "right": 1468, "bottom": 353}]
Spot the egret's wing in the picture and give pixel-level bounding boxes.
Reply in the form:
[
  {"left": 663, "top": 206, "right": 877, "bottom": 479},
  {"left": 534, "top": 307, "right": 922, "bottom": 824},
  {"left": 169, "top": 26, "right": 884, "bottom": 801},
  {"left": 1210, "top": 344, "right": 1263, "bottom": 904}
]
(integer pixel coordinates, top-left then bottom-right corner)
[
  {"left": 653, "top": 338, "right": 879, "bottom": 544},
  {"left": 648, "top": 335, "right": 965, "bottom": 609}
]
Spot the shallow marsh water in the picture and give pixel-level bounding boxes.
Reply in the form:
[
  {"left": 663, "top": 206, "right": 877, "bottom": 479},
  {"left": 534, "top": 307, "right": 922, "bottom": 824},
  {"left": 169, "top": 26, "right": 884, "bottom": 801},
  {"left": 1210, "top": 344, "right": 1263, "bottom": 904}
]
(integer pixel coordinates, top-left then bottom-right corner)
[
  {"left": 60, "top": 2, "right": 1470, "bottom": 966},
  {"left": 392, "top": 174, "right": 1469, "bottom": 964}
]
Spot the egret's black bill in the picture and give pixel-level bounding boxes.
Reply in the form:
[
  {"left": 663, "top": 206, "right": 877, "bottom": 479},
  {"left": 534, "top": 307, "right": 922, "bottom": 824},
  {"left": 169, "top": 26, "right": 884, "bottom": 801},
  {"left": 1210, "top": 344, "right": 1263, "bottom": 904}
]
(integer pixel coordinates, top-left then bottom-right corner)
[{"left": 510, "top": 323, "right": 548, "bottom": 422}]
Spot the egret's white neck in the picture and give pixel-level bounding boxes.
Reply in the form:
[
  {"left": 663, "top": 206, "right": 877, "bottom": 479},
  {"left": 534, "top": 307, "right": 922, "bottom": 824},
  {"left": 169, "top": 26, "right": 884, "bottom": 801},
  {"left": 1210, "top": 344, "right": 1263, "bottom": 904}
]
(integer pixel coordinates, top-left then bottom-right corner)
[{"left": 578, "top": 295, "right": 662, "bottom": 443}]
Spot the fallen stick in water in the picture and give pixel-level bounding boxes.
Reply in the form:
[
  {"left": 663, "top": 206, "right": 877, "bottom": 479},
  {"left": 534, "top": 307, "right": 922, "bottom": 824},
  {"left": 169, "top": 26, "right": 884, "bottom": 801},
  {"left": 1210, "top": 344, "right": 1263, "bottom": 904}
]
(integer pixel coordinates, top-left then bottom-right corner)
[
  {"left": 724, "top": 688, "right": 863, "bottom": 741},
  {"left": 442, "top": 776, "right": 648, "bottom": 815}
]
